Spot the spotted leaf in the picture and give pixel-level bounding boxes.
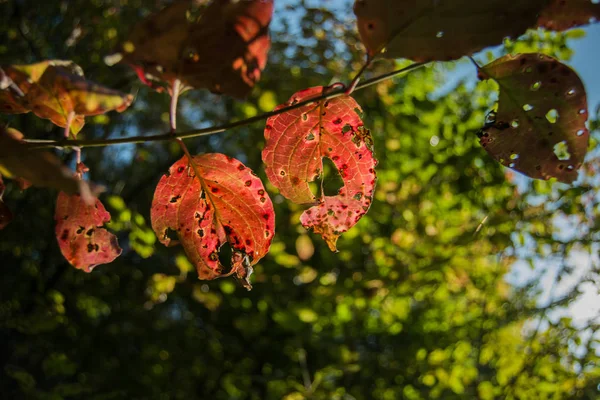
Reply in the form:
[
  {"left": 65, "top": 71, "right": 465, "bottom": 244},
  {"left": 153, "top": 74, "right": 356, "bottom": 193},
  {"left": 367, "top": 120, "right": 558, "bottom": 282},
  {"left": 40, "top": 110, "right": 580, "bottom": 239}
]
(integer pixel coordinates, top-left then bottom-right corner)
[
  {"left": 120, "top": 0, "right": 273, "bottom": 97},
  {"left": 151, "top": 154, "right": 275, "bottom": 289},
  {"left": 478, "top": 53, "right": 589, "bottom": 183},
  {"left": 262, "top": 87, "right": 377, "bottom": 252},
  {"left": 55, "top": 193, "right": 122, "bottom": 272}
]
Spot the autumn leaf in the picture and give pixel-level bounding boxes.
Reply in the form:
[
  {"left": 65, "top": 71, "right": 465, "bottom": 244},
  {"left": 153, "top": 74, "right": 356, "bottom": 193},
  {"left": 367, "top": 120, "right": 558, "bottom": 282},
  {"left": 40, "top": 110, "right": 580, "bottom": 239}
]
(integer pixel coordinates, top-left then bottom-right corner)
[
  {"left": 262, "top": 87, "right": 377, "bottom": 252},
  {"left": 0, "top": 60, "right": 133, "bottom": 135},
  {"left": 120, "top": 0, "right": 273, "bottom": 97},
  {"left": 55, "top": 192, "right": 122, "bottom": 272},
  {"left": 353, "top": 0, "right": 551, "bottom": 61},
  {"left": 151, "top": 154, "right": 275, "bottom": 289},
  {"left": 478, "top": 53, "right": 589, "bottom": 183},
  {"left": 0, "top": 126, "right": 101, "bottom": 203},
  {"left": 0, "top": 175, "right": 12, "bottom": 230},
  {"left": 537, "top": 0, "right": 600, "bottom": 31}
]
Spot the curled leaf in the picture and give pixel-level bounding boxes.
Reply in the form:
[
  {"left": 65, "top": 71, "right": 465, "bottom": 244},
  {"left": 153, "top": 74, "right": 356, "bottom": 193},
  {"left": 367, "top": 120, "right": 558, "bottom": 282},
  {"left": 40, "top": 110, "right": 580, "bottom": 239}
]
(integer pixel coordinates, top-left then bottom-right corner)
[
  {"left": 478, "top": 53, "right": 589, "bottom": 183},
  {"left": 0, "top": 175, "right": 12, "bottom": 230},
  {"left": 353, "top": 0, "right": 548, "bottom": 61},
  {"left": 55, "top": 192, "right": 122, "bottom": 272},
  {"left": 0, "top": 127, "right": 101, "bottom": 203},
  {"left": 0, "top": 60, "right": 133, "bottom": 135},
  {"left": 151, "top": 154, "right": 275, "bottom": 289},
  {"left": 121, "top": 0, "right": 273, "bottom": 97},
  {"left": 537, "top": 0, "right": 600, "bottom": 31},
  {"left": 262, "top": 87, "right": 377, "bottom": 251}
]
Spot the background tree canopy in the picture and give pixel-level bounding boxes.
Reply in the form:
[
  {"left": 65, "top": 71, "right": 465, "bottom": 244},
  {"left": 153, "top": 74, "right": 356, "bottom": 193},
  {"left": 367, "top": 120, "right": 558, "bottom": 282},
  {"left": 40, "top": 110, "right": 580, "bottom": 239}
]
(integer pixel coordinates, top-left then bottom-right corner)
[{"left": 1, "top": 0, "right": 599, "bottom": 399}]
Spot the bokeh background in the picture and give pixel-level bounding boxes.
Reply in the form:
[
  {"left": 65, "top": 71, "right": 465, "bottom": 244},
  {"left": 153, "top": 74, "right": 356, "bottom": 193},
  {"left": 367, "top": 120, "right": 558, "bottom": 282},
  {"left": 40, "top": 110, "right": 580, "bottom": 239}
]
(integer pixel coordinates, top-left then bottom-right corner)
[{"left": 1, "top": 0, "right": 599, "bottom": 399}]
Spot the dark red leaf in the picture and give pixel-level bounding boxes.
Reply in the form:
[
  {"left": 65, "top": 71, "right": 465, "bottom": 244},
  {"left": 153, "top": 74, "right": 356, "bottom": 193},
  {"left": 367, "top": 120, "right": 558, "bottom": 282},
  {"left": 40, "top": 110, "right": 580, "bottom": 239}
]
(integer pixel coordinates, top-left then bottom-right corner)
[
  {"left": 353, "top": 0, "right": 552, "bottom": 61},
  {"left": 0, "top": 127, "right": 101, "bottom": 203},
  {"left": 0, "top": 175, "right": 12, "bottom": 230},
  {"left": 479, "top": 53, "right": 589, "bottom": 183},
  {"left": 262, "top": 87, "right": 377, "bottom": 251},
  {"left": 121, "top": 0, "right": 273, "bottom": 97},
  {"left": 151, "top": 154, "right": 275, "bottom": 289},
  {"left": 537, "top": 0, "right": 600, "bottom": 31},
  {"left": 55, "top": 193, "right": 122, "bottom": 272}
]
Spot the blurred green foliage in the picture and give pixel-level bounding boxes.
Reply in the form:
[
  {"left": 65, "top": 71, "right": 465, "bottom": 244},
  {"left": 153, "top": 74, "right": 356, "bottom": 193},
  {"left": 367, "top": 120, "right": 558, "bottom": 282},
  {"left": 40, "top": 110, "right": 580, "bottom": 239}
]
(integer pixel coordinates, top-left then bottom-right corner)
[{"left": 0, "top": 1, "right": 599, "bottom": 399}]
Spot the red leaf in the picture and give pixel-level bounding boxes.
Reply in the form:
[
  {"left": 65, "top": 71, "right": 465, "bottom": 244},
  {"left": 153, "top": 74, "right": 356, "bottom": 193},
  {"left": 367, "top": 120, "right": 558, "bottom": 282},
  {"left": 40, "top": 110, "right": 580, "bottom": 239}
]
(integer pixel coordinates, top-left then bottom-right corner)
[
  {"left": 0, "top": 175, "right": 12, "bottom": 230},
  {"left": 121, "top": 0, "right": 273, "bottom": 97},
  {"left": 55, "top": 193, "right": 122, "bottom": 272},
  {"left": 262, "top": 87, "right": 377, "bottom": 251},
  {"left": 151, "top": 154, "right": 275, "bottom": 289}
]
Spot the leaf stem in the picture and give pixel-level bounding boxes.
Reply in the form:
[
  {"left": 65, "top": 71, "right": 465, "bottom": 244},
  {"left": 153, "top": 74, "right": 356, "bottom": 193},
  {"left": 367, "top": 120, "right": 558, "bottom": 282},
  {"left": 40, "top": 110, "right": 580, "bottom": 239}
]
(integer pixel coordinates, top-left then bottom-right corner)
[
  {"left": 345, "top": 55, "right": 374, "bottom": 95},
  {"left": 24, "top": 62, "right": 428, "bottom": 150}
]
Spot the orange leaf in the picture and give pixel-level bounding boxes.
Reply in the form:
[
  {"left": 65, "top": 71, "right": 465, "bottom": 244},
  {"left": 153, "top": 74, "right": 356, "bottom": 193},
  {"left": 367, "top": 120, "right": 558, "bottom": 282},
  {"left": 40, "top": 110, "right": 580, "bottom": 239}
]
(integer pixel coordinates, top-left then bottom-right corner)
[
  {"left": 151, "top": 154, "right": 275, "bottom": 289},
  {"left": 262, "top": 87, "right": 377, "bottom": 251},
  {"left": 0, "top": 60, "right": 133, "bottom": 135},
  {"left": 55, "top": 193, "right": 122, "bottom": 272}
]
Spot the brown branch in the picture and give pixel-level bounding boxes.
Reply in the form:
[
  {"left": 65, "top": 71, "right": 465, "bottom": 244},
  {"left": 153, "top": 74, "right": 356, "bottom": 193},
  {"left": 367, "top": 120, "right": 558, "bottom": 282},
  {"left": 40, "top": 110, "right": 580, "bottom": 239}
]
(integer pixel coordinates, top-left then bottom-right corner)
[{"left": 23, "top": 62, "right": 428, "bottom": 150}]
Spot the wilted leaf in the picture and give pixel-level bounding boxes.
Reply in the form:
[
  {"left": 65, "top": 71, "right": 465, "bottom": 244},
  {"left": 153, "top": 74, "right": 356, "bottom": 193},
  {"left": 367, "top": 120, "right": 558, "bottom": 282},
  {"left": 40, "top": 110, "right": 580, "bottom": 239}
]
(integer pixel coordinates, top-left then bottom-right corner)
[
  {"left": 262, "top": 87, "right": 377, "bottom": 251},
  {"left": 0, "top": 60, "right": 133, "bottom": 135},
  {"left": 55, "top": 192, "right": 122, "bottom": 272},
  {"left": 537, "top": 0, "right": 600, "bottom": 31},
  {"left": 151, "top": 154, "right": 275, "bottom": 288},
  {"left": 0, "top": 127, "right": 100, "bottom": 203},
  {"left": 478, "top": 53, "right": 589, "bottom": 183},
  {"left": 353, "top": 0, "right": 549, "bottom": 61},
  {"left": 0, "top": 174, "right": 12, "bottom": 230},
  {"left": 121, "top": 0, "right": 273, "bottom": 97}
]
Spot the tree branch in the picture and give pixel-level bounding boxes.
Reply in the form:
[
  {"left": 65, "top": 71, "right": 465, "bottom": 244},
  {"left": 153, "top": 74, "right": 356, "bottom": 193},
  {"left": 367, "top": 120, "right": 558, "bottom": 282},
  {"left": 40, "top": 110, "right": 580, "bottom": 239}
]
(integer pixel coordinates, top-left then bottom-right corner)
[{"left": 24, "top": 62, "right": 428, "bottom": 150}]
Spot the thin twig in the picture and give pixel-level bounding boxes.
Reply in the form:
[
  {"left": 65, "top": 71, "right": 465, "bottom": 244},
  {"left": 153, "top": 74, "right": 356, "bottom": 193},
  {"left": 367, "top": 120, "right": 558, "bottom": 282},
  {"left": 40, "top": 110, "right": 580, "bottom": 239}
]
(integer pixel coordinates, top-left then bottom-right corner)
[{"left": 24, "top": 62, "right": 428, "bottom": 150}]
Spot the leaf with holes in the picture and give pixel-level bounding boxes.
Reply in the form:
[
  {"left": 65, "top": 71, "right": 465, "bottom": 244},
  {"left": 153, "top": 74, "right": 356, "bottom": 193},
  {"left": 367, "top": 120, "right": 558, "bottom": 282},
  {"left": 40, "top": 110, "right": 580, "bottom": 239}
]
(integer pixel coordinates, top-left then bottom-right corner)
[
  {"left": 478, "top": 53, "right": 589, "bottom": 183},
  {"left": 120, "top": 0, "right": 273, "bottom": 97},
  {"left": 55, "top": 193, "right": 122, "bottom": 272},
  {"left": 353, "top": 0, "right": 554, "bottom": 61},
  {"left": 0, "top": 127, "right": 101, "bottom": 203},
  {"left": 537, "top": 0, "right": 600, "bottom": 31},
  {"left": 0, "top": 175, "right": 12, "bottom": 230},
  {"left": 262, "top": 87, "right": 377, "bottom": 252},
  {"left": 151, "top": 154, "right": 274, "bottom": 289},
  {"left": 0, "top": 60, "right": 133, "bottom": 135}
]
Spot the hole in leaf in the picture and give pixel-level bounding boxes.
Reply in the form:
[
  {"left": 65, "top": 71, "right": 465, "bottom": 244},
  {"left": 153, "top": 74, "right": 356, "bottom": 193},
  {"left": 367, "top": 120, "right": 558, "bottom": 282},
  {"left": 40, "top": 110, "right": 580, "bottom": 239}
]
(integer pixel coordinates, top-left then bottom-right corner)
[
  {"left": 567, "top": 165, "right": 574, "bottom": 171},
  {"left": 164, "top": 228, "right": 179, "bottom": 242},
  {"left": 511, "top": 119, "right": 520, "bottom": 128},
  {"left": 577, "top": 129, "right": 585, "bottom": 136},
  {"left": 436, "top": 31, "right": 444, "bottom": 38},
  {"left": 509, "top": 162, "right": 515, "bottom": 168},
  {"left": 545, "top": 109, "right": 559, "bottom": 124},
  {"left": 567, "top": 88, "right": 576, "bottom": 96},
  {"left": 553, "top": 141, "right": 571, "bottom": 161},
  {"left": 321, "top": 157, "right": 345, "bottom": 196},
  {"left": 302, "top": 113, "right": 308, "bottom": 121},
  {"left": 522, "top": 104, "right": 534, "bottom": 112},
  {"left": 510, "top": 153, "right": 519, "bottom": 160},
  {"left": 579, "top": 109, "right": 587, "bottom": 115},
  {"left": 530, "top": 81, "right": 541, "bottom": 91},
  {"left": 218, "top": 241, "right": 233, "bottom": 274}
]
